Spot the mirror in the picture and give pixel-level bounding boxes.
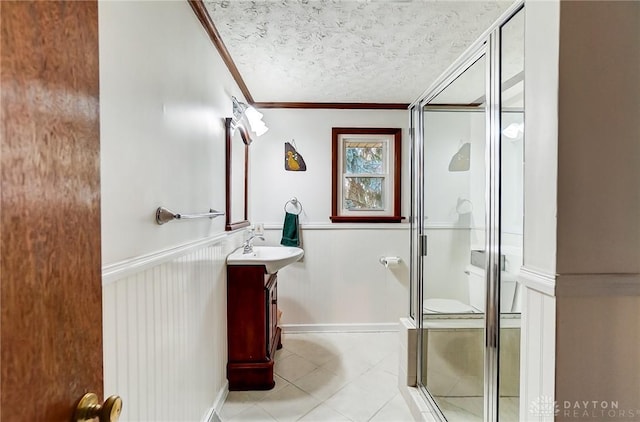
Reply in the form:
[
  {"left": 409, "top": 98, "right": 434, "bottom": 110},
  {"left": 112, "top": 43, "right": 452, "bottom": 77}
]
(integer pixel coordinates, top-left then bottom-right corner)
[{"left": 225, "top": 117, "right": 251, "bottom": 231}]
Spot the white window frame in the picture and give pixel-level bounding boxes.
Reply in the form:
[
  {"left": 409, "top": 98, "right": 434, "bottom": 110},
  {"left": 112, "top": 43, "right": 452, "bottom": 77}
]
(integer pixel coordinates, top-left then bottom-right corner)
[
  {"left": 338, "top": 134, "right": 392, "bottom": 215},
  {"left": 330, "top": 127, "right": 403, "bottom": 223}
]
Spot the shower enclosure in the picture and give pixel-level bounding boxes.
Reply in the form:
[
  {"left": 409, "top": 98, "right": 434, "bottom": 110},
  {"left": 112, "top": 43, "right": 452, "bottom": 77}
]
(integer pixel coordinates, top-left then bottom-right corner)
[{"left": 409, "top": 4, "right": 524, "bottom": 421}]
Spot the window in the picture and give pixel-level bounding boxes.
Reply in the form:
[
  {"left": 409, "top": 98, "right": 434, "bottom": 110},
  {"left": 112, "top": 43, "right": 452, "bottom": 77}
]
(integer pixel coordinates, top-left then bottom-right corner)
[{"left": 331, "top": 128, "right": 402, "bottom": 222}]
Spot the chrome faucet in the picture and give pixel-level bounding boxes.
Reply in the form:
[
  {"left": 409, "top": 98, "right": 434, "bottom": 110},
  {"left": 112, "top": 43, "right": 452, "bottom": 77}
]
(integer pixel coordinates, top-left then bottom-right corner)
[{"left": 243, "top": 230, "right": 265, "bottom": 254}]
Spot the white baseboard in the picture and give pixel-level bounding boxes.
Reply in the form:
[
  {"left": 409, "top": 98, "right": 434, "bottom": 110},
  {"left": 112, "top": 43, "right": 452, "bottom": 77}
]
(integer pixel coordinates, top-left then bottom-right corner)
[
  {"left": 281, "top": 322, "right": 400, "bottom": 333},
  {"left": 202, "top": 408, "right": 219, "bottom": 422},
  {"left": 202, "top": 381, "right": 229, "bottom": 422},
  {"left": 399, "top": 384, "right": 440, "bottom": 422}
]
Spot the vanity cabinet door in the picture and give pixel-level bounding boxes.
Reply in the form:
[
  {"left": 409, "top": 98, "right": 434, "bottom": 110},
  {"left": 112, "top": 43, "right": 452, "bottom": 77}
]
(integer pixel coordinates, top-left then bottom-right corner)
[
  {"left": 227, "top": 266, "right": 268, "bottom": 361},
  {"left": 227, "top": 266, "right": 281, "bottom": 390}
]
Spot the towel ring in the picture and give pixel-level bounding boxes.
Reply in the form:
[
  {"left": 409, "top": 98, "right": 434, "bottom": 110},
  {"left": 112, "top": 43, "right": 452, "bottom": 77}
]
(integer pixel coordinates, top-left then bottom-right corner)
[{"left": 284, "top": 197, "right": 303, "bottom": 215}]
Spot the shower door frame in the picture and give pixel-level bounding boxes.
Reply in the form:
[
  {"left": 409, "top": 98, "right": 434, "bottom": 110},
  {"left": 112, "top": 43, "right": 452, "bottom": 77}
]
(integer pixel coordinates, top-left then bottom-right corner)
[{"left": 409, "top": 2, "right": 524, "bottom": 421}]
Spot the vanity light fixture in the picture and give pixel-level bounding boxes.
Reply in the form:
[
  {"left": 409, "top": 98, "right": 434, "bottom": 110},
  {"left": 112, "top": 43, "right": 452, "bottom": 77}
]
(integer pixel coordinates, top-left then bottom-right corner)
[{"left": 231, "top": 96, "right": 269, "bottom": 137}]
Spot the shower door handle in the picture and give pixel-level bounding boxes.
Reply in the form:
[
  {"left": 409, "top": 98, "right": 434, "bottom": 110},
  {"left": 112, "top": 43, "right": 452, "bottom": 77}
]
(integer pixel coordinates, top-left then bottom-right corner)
[{"left": 420, "top": 235, "right": 428, "bottom": 256}]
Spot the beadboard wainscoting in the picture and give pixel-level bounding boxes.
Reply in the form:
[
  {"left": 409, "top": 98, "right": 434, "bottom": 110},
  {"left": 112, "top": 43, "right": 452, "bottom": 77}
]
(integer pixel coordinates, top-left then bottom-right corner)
[
  {"left": 259, "top": 224, "right": 411, "bottom": 331},
  {"left": 102, "top": 232, "right": 243, "bottom": 422},
  {"left": 518, "top": 268, "right": 556, "bottom": 422}
]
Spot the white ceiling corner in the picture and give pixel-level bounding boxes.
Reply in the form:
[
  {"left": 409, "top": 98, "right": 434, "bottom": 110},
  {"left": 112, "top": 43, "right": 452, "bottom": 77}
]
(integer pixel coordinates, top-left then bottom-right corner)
[{"left": 203, "top": 0, "right": 514, "bottom": 104}]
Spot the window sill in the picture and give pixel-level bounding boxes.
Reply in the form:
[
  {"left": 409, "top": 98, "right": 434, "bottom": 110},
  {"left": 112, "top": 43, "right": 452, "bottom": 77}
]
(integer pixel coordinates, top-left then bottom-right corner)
[{"left": 329, "top": 216, "right": 405, "bottom": 223}]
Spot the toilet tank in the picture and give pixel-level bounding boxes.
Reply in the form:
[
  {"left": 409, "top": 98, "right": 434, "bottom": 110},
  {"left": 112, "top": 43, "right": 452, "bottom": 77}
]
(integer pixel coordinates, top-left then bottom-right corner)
[{"left": 466, "top": 266, "right": 520, "bottom": 313}]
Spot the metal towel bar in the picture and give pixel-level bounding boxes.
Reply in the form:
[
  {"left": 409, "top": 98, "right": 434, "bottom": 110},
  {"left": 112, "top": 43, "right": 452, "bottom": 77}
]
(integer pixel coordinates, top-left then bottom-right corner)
[{"left": 155, "top": 207, "right": 224, "bottom": 225}]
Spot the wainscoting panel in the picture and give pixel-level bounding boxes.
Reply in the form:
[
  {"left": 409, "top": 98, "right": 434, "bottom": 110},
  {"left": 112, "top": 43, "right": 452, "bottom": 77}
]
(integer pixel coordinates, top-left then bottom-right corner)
[
  {"left": 259, "top": 227, "right": 410, "bottom": 328},
  {"left": 103, "top": 234, "right": 241, "bottom": 421},
  {"left": 519, "top": 275, "right": 556, "bottom": 422}
]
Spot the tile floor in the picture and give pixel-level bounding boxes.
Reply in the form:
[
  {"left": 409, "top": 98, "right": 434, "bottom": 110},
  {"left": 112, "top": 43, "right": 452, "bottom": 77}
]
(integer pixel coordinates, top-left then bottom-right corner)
[
  {"left": 220, "top": 332, "right": 415, "bottom": 422},
  {"left": 434, "top": 396, "right": 519, "bottom": 421}
]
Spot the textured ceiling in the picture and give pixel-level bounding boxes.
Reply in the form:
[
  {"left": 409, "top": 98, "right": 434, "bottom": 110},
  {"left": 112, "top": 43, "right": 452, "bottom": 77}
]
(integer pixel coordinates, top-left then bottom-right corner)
[{"left": 203, "top": 0, "right": 514, "bottom": 104}]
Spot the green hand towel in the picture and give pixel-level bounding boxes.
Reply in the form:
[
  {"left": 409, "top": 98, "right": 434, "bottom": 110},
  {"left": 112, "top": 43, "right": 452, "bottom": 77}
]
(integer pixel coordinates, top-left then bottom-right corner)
[{"left": 280, "top": 212, "right": 300, "bottom": 247}]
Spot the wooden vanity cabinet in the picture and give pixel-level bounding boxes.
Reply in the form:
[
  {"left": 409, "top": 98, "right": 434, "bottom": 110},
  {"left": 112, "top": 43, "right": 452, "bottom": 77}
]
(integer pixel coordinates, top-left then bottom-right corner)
[{"left": 227, "top": 265, "right": 282, "bottom": 390}]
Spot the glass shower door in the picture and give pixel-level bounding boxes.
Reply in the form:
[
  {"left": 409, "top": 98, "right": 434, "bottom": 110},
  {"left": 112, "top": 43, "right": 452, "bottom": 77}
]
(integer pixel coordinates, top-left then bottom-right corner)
[
  {"left": 418, "top": 51, "right": 488, "bottom": 422},
  {"left": 411, "top": 6, "right": 525, "bottom": 421}
]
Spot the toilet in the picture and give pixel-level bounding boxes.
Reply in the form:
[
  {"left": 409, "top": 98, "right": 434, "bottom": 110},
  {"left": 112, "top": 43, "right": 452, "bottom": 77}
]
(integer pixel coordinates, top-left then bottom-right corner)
[{"left": 423, "top": 265, "right": 520, "bottom": 314}]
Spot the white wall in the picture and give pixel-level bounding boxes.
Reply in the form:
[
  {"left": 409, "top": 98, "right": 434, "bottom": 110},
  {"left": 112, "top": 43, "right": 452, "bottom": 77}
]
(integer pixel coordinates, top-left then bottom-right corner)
[
  {"left": 520, "top": 2, "right": 560, "bottom": 418},
  {"left": 469, "top": 111, "right": 487, "bottom": 253},
  {"left": 522, "top": 1, "right": 559, "bottom": 278},
  {"left": 249, "top": 109, "right": 411, "bottom": 328},
  {"left": 422, "top": 228, "right": 470, "bottom": 301},
  {"left": 501, "top": 112, "right": 524, "bottom": 273},
  {"left": 422, "top": 111, "right": 481, "bottom": 303},
  {"left": 100, "top": 0, "right": 244, "bottom": 265},
  {"left": 99, "top": 1, "right": 242, "bottom": 420},
  {"left": 250, "top": 109, "right": 409, "bottom": 225},
  {"left": 423, "top": 112, "right": 472, "bottom": 226}
]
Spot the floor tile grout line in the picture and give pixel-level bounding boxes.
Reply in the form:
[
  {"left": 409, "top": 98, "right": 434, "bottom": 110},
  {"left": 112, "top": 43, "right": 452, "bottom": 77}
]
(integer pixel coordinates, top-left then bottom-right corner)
[
  {"left": 293, "top": 400, "right": 355, "bottom": 422},
  {"left": 365, "top": 391, "right": 400, "bottom": 422},
  {"left": 221, "top": 332, "right": 413, "bottom": 422}
]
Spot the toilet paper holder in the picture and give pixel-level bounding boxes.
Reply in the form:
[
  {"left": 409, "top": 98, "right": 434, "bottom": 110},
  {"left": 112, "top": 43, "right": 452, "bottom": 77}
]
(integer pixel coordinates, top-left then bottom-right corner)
[{"left": 379, "top": 256, "right": 401, "bottom": 268}]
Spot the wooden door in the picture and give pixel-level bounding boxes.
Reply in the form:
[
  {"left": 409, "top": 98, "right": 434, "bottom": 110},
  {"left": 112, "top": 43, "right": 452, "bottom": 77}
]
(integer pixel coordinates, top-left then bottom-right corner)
[{"left": 1, "top": 1, "right": 103, "bottom": 420}]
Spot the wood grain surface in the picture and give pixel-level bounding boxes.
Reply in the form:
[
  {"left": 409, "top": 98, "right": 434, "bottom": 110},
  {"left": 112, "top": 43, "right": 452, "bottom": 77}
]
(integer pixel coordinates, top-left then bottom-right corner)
[{"left": 1, "top": 1, "right": 103, "bottom": 420}]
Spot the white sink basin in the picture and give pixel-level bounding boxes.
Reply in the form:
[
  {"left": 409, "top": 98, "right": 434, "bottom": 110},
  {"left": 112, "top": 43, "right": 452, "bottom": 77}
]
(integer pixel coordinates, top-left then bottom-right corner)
[{"left": 227, "top": 246, "right": 304, "bottom": 274}]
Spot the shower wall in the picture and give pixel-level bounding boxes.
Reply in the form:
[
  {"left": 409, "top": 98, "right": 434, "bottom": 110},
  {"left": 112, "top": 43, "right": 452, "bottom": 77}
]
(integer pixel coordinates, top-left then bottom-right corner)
[
  {"left": 422, "top": 111, "right": 489, "bottom": 303},
  {"left": 423, "top": 112, "right": 471, "bottom": 226},
  {"left": 501, "top": 112, "right": 525, "bottom": 275},
  {"left": 422, "top": 110, "right": 524, "bottom": 305}
]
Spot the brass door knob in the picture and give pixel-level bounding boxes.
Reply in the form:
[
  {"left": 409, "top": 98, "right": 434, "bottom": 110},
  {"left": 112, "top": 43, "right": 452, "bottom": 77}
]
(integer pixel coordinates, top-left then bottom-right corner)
[{"left": 75, "top": 393, "right": 123, "bottom": 422}]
